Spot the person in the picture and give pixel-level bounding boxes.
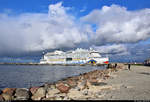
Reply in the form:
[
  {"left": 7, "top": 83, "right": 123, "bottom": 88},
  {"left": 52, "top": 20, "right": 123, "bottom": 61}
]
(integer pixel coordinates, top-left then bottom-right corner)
[
  {"left": 107, "top": 64, "right": 110, "bottom": 69},
  {"left": 128, "top": 64, "right": 131, "bottom": 70},
  {"left": 115, "top": 63, "right": 117, "bottom": 68}
]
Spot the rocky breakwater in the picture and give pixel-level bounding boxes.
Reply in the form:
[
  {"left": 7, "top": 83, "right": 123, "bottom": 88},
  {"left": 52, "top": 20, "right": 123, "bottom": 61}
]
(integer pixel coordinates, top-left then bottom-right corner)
[{"left": 0, "top": 63, "right": 125, "bottom": 101}]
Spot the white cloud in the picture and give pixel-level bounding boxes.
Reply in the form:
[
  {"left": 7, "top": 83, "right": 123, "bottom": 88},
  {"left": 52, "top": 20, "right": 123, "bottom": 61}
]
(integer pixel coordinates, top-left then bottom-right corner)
[
  {"left": 92, "top": 44, "right": 129, "bottom": 55},
  {"left": 0, "top": 2, "right": 89, "bottom": 56},
  {"left": 81, "top": 4, "right": 150, "bottom": 45}
]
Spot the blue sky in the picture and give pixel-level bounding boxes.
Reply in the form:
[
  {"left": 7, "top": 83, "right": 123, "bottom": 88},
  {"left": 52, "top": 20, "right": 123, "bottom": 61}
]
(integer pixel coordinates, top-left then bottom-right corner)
[
  {"left": 1, "top": 0, "right": 150, "bottom": 15},
  {"left": 0, "top": 0, "right": 150, "bottom": 63}
]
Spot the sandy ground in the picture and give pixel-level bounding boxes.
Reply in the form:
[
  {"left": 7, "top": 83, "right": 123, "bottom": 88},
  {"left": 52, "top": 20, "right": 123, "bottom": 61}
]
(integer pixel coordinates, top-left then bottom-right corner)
[{"left": 100, "top": 65, "right": 150, "bottom": 100}]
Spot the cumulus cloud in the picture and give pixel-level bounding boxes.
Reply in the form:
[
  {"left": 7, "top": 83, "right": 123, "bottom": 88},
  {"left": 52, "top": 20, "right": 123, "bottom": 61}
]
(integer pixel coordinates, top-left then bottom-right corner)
[
  {"left": 0, "top": 2, "right": 90, "bottom": 56},
  {"left": 81, "top": 4, "right": 150, "bottom": 45},
  {"left": 92, "top": 44, "right": 129, "bottom": 55}
]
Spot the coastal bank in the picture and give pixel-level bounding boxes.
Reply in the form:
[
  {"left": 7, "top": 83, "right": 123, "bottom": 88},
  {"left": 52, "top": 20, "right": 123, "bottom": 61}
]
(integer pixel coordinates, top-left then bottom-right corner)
[{"left": 0, "top": 63, "right": 150, "bottom": 100}]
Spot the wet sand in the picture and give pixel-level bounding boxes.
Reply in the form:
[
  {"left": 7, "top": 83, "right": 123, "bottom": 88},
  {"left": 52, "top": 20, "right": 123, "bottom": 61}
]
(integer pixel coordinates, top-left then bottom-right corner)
[{"left": 100, "top": 65, "right": 150, "bottom": 100}]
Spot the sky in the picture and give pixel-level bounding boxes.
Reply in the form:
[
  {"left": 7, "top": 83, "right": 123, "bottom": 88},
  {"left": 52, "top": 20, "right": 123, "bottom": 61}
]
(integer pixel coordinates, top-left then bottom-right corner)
[{"left": 0, "top": 0, "right": 150, "bottom": 63}]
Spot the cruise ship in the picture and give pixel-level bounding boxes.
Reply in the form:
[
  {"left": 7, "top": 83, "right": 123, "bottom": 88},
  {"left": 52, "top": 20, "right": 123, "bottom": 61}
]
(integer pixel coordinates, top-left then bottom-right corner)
[{"left": 40, "top": 48, "right": 109, "bottom": 65}]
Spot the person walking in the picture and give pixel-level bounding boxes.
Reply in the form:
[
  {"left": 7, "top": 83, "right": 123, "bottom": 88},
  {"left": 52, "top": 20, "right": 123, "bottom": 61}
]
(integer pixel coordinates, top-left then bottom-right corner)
[
  {"left": 128, "top": 64, "right": 131, "bottom": 70},
  {"left": 115, "top": 63, "right": 117, "bottom": 68},
  {"left": 107, "top": 64, "right": 110, "bottom": 69}
]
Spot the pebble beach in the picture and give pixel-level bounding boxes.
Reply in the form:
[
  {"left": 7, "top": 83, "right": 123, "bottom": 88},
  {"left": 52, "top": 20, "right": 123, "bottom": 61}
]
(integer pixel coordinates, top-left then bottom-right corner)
[{"left": 0, "top": 64, "right": 150, "bottom": 100}]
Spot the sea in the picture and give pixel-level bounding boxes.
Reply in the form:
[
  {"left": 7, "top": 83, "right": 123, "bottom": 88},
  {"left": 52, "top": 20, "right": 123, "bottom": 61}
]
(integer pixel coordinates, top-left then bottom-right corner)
[{"left": 0, "top": 64, "right": 106, "bottom": 89}]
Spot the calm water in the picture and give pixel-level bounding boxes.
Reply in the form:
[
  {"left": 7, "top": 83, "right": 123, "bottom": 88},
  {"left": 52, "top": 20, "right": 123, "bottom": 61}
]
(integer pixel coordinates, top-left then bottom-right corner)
[{"left": 0, "top": 65, "right": 106, "bottom": 89}]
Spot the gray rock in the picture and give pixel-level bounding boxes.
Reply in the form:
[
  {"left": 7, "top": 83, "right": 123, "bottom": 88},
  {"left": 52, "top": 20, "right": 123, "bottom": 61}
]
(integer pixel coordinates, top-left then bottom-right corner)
[
  {"left": 31, "top": 87, "right": 46, "bottom": 100},
  {"left": 82, "top": 90, "right": 88, "bottom": 95},
  {"left": 43, "top": 83, "right": 52, "bottom": 91},
  {"left": 77, "top": 80, "right": 87, "bottom": 90},
  {"left": 15, "top": 88, "right": 30, "bottom": 100},
  {"left": 42, "top": 97, "right": 56, "bottom": 100},
  {"left": 46, "top": 88, "right": 59, "bottom": 98},
  {"left": 2, "top": 88, "right": 16, "bottom": 96},
  {"left": 98, "top": 82, "right": 107, "bottom": 86},
  {"left": 2, "top": 93, "right": 13, "bottom": 101},
  {"left": 0, "top": 95, "right": 4, "bottom": 101}
]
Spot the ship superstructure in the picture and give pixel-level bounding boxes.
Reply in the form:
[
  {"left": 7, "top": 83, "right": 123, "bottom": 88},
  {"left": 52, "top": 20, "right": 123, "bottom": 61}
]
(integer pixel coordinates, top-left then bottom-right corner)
[{"left": 40, "top": 48, "right": 109, "bottom": 65}]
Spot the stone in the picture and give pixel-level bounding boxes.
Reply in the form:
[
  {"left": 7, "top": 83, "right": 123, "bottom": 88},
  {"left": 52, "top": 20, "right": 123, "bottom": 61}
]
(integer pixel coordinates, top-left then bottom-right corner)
[
  {"left": 15, "top": 88, "right": 29, "bottom": 100},
  {"left": 66, "top": 79, "right": 77, "bottom": 88},
  {"left": 63, "top": 96, "right": 70, "bottom": 100},
  {"left": 69, "top": 76, "right": 79, "bottom": 82},
  {"left": 2, "top": 88, "right": 16, "bottom": 96},
  {"left": 55, "top": 97, "right": 63, "bottom": 100},
  {"left": 42, "top": 97, "right": 56, "bottom": 100},
  {"left": 67, "top": 89, "right": 83, "bottom": 99},
  {"left": 55, "top": 93, "right": 67, "bottom": 100},
  {"left": 104, "top": 74, "right": 110, "bottom": 79},
  {"left": 88, "top": 85, "right": 112, "bottom": 94},
  {"left": 46, "top": 88, "right": 59, "bottom": 98},
  {"left": 2, "top": 93, "right": 12, "bottom": 101},
  {"left": 98, "top": 82, "right": 107, "bottom": 86},
  {"left": 82, "top": 89, "right": 88, "bottom": 95},
  {"left": 30, "top": 87, "right": 39, "bottom": 95},
  {"left": 67, "top": 89, "right": 92, "bottom": 100},
  {"left": 77, "top": 80, "right": 87, "bottom": 90},
  {"left": 43, "top": 83, "right": 53, "bottom": 91},
  {"left": 0, "top": 95, "right": 4, "bottom": 101},
  {"left": 31, "top": 87, "right": 46, "bottom": 100},
  {"left": 89, "top": 78, "right": 99, "bottom": 85},
  {"left": 56, "top": 83, "right": 70, "bottom": 93}
]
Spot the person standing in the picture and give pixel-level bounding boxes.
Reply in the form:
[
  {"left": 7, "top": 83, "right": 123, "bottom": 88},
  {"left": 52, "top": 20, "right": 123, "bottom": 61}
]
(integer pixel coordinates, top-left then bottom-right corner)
[{"left": 128, "top": 64, "right": 131, "bottom": 70}]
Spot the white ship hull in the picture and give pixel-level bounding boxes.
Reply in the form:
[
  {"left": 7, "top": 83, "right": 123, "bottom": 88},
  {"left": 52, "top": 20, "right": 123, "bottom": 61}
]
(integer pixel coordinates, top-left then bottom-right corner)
[{"left": 40, "top": 48, "right": 109, "bottom": 65}]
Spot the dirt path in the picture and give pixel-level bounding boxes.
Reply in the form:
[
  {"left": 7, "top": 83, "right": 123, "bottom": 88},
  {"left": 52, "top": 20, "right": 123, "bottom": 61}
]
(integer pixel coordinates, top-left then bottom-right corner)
[{"left": 100, "top": 65, "right": 150, "bottom": 100}]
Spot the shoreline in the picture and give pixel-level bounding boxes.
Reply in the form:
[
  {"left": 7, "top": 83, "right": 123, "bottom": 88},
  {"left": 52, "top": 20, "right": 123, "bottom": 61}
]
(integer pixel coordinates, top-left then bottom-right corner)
[
  {"left": 0, "top": 63, "right": 124, "bottom": 100},
  {"left": 0, "top": 64, "right": 149, "bottom": 100},
  {"left": 0, "top": 62, "right": 108, "bottom": 66}
]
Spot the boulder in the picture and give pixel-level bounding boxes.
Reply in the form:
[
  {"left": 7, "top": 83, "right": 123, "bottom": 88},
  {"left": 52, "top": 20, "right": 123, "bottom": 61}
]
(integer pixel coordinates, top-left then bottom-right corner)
[
  {"left": 89, "top": 78, "right": 99, "bottom": 85},
  {"left": 55, "top": 93, "right": 67, "bottom": 100},
  {"left": 2, "top": 88, "right": 16, "bottom": 96},
  {"left": 77, "top": 80, "right": 87, "bottom": 90},
  {"left": 67, "top": 89, "right": 83, "bottom": 99},
  {"left": 42, "top": 97, "right": 56, "bottom": 100},
  {"left": 98, "top": 82, "right": 107, "bottom": 86},
  {"left": 31, "top": 87, "right": 46, "bottom": 100},
  {"left": 104, "top": 74, "right": 110, "bottom": 79},
  {"left": 15, "top": 88, "right": 29, "bottom": 100},
  {"left": 69, "top": 76, "right": 79, "bottom": 82},
  {"left": 0, "top": 95, "right": 4, "bottom": 101},
  {"left": 56, "top": 83, "right": 70, "bottom": 93},
  {"left": 55, "top": 96, "right": 63, "bottom": 100},
  {"left": 88, "top": 85, "right": 112, "bottom": 94},
  {"left": 66, "top": 79, "right": 77, "bottom": 88},
  {"left": 67, "top": 89, "right": 90, "bottom": 100},
  {"left": 30, "top": 87, "right": 39, "bottom": 95},
  {"left": 46, "top": 88, "right": 59, "bottom": 98},
  {"left": 2, "top": 93, "right": 13, "bottom": 101}
]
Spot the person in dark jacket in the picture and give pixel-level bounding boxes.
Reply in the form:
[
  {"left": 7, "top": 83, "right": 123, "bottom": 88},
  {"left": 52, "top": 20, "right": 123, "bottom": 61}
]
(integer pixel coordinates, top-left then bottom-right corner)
[
  {"left": 128, "top": 64, "right": 131, "bottom": 70},
  {"left": 115, "top": 63, "right": 117, "bottom": 68}
]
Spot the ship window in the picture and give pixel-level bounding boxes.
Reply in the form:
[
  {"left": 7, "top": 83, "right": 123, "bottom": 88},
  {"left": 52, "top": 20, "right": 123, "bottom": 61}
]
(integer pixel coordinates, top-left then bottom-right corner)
[{"left": 66, "top": 58, "right": 72, "bottom": 61}]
